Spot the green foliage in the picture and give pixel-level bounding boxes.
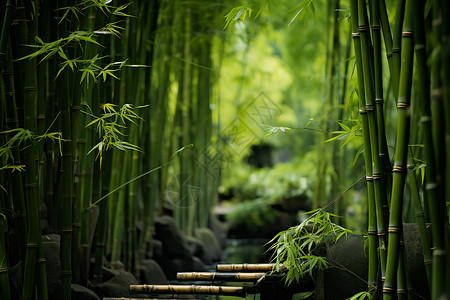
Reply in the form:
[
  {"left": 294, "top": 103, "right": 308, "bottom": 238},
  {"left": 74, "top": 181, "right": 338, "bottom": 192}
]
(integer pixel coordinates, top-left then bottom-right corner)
[
  {"left": 0, "top": 129, "right": 64, "bottom": 164},
  {"left": 223, "top": 5, "right": 253, "bottom": 30},
  {"left": 288, "top": 0, "right": 316, "bottom": 27},
  {"left": 222, "top": 161, "right": 311, "bottom": 233},
  {"left": 268, "top": 209, "right": 353, "bottom": 285},
  {"left": 84, "top": 103, "right": 146, "bottom": 167},
  {"left": 325, "top": 119, "right": 362, "bottom": 147},
  {"left": 227, "top": 197, "right": 280, "bottom": 232},
  {"left": 347, "top": 285, "right": 376, "bottom": 300}
]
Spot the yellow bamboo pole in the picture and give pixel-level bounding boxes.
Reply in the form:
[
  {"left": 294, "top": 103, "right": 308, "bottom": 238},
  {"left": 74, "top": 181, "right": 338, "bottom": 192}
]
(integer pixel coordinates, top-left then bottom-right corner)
[
  {"left": 216, "top": 263, "right": 285, "bottom": 272},
  {"left": 129, "top": 284, "right": 246, "bottom": 297},
  {"left": 177, "top": 272, "right": 284, "bottom": 282}
]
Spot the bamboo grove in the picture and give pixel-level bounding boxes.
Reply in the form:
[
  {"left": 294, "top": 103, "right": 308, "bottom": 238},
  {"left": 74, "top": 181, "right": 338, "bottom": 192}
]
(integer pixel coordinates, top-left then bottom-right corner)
[
  {"left": 348, "top": 0, "right": 450, "bottom": 298},
  {"left": 0, "top": 0, "right": 450, "bottom": 300},
  {"left": 0, "top": 1, "right": 223, "bottom": 299}
]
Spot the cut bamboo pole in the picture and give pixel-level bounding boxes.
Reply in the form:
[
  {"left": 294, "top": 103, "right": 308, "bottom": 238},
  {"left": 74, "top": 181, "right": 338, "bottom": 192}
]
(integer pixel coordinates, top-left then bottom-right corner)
[
  {"left": 216, "top": 263, "right": 285, "bottom": 272},
  {"left": 177, "top": 272, "right": 284, "bottom": 282},
  {"left": 129, "top": 284, "right": 246, "bottom": 297}
]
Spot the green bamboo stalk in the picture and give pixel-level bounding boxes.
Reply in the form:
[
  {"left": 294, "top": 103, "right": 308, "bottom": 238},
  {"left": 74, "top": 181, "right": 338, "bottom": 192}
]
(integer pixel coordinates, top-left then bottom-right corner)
[
  {"left": 427, "top": 1, "right": 448, "bottom": 297},
  {"left": 390, "top": 0, "right": 405, "bottom": 101},
  {"left": 93, "top": 150, "right": 111, "bottom": 283},
  {"left": 371, "top": 0, "right": 391, "bottom": 201},
  {"left": 358, "top": 0, "right": 388, "bottom": 282},
  {"left": 135, "top": 0, "right": 159, "bottom": 272},
  {"left": 56, "top": 0, "right": 73, "bottom": 297},
  {"left": 10, "top": 2, "right": 49, "bottom": 299},
  {"left": 378, "top": 0, "right": 394, "bottom": 89},
  {"left": 407, "top": 161, "right": 432, "bottom": 288},
  {"left": 429, "top": 1, "right": 445, "bottom": 208},
  {"left": 383, "top": 0, "right": 414, "bottom": 298},
  {"left": 2, "top": 66, "right": 27, "bottom": 259},
  {"left": 443, "top": 0, "right": 450, "bottom": 225},
  {"left": 411, "top": 0, "right": 441, "bottom": 293},
  {"left": 0, "top": 213, "right": 11, "bottom": 300},
  {"left": 350, "top": 0, "right": 378, "bottom": 288},
  {"left": 396, "top": 243, "right": 408, "bottom": 299},
  {"left": 78, "top": 4, "right": 100, "bottom": 282},
  {"left": 110, "top": 157, "right": 128, "bottom": 269}
]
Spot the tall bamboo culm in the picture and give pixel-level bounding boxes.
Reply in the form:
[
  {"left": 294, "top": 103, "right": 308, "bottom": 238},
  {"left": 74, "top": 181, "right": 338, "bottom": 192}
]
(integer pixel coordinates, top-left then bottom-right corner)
[
  {"left": 350, "top": 0, "right": 378, "bottom": 289},
  {"left": 383, "top": 0, "right": 414, "bottom": 298}
]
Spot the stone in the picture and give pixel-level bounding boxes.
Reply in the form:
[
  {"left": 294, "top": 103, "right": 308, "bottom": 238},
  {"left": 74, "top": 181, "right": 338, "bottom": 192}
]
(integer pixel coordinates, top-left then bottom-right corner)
[
  {"left": 42, "top": 234, "right": 62, "bottom": 299},
  {"left": 158, "top": 255, "right": 206, "bottom": 280},
  {"left": 317, "top": 233, "right": 368, "bottom": 299},
  {"left": 92, "top": 267, "right": 148, "bottom": 299},
  {"left": 139, "top": 259, "right": 168, "bottom": 284},
  {"left": 194, "top": 227, "right": 222, "bottom": 263},
  {"left": 403, "top": 223, "right": 430, "bottom": 298},
  {"left": 71, "top": 284, "right": 100, "bottom": 300},
  {"left": 154, "top": 215, "right": 190, "bottom": 258}
]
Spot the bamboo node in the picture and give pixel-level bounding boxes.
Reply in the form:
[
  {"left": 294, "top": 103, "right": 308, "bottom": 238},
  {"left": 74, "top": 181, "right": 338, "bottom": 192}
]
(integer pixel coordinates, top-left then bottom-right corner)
[
  {"left": 424, "top": 260, "right": 432, "bottom": 265},
  {"left": 392, "top": 48, "right": 400, "bottom": 54},
  {"left": 433, "top": 249, "right": 446, "bottom": 256},
  {"left": 24, "top": 87, "right": 36, "bottom": 92},
  {"left": 402, "top": 31, "right": 413, "bottom": 37},
  {"left": 25, "top": 183, "right": 38, "bottom": 189},
  {"left": 392, "top": 165, "right": 405, "bottom": 173},
  {"left": 377, "top": 231, "right": 387, "bottom": 236},
  {"left": 396, "top": 102, "right": 409, "bottom": 109},
  {"left": 61, "top": 229, "right": 73, "bottom": 232},
  {"left": 431, "top": 88, "right": 443, "bottom": 98},
  {"left": 359, "top": 109, "right": 367, "bottom": 114},
  {"left": 425, "top": 183, "right": 438, "bottom": 190},
  {"left": 397, "top": 289, "right": 408, "bottom": 294},
  {"left": 414, "top": 44, "right": 425, "bottom": 51},
  {"left": 381, "top": 276, "right": 385, "bottom": 282},
  {"left": 352, "top": 33, "right": 360, "bottom": 38},
  {"left": 368, "top": 231, "right": 377, "bottom": 236},
  {"left": 36, "top": 258, "right": 47, "bottom": 263},
  {"left": 375, "top": 98, "right": 384, "bottom": 104},
  {"left": 383, "top": 287, "right": 395, "bottom": 293},
  {"left": 386, "top": 52, "right": 392, "bottom": 58},
  {"left": 366, "top": 176, "right": 373, "bottom": 181},
  {"left": 358, "top": 25, "right": 369, "bottom": 32},
  {"left": 372, "top": 173, "right": 381, "bottom": 180},
  {"left": 388, "top": 226, "right": 401, "bottom": 233},
  {"left": 365, "top": 104, "right": 375, "bottom": 112},
  {"left": 0, "top": 267, "right": 9, "bottom": 273},
  {"left": 420, "top": 116, "right": 431, "bottom": 123},
  {"left": 371, "top": 25, "right": 380, "bottom": 30}
]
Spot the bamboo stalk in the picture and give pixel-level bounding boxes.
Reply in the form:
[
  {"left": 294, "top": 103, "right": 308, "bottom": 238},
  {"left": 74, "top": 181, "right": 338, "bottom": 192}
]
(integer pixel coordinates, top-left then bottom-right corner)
[
  {"left": 129, "top": 284, "right": 246, "bottom": 298},
  {"left": 383, "top": 0, "right": 414, "bottom": 298},
  {"left": 407, "top": 161, "right": 432, "bottom": 287},
  {"left": 350, "top": 0, "right": 378, "bottom": 288},
  {"left": 0, "top": 213, "right": 11, "bottom": 300},
  {"left": 56, "top": 1, "right": 73, "bottom": 298},
  {"left": 2, "top": 68, "right": 27, "bottom": 259}
]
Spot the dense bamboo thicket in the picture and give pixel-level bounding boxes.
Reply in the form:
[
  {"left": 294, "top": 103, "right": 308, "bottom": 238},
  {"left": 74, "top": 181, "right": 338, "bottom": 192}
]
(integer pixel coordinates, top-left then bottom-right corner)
[
  {"left": 0, "top": 0, "right": 449, "bottom": 300},
  {"left": 0, "top": 1, "right": 223, "bottom": 299}
]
